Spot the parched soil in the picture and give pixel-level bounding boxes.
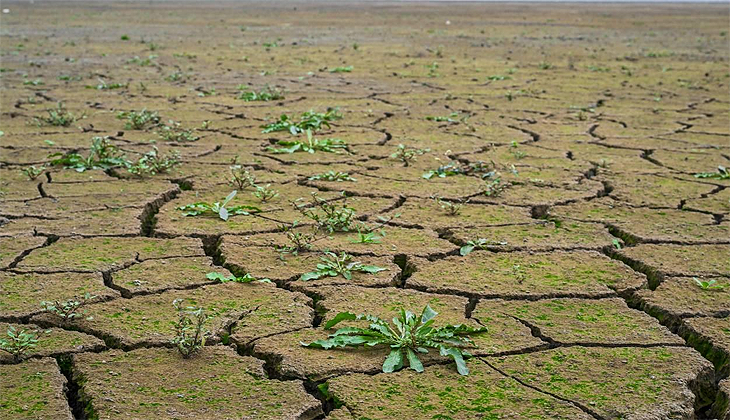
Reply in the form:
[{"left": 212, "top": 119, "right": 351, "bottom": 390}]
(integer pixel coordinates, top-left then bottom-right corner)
[{"left": 0, "top": 1, "right": 728, "bottom": 419}]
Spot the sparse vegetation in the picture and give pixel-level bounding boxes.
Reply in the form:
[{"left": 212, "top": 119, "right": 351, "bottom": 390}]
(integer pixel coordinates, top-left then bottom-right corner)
[
  {"left": 21, "top": 165, "right": 46, "bottom": 180},
  {"left": 49, "top": 136, "right": 128, "bottom": 172},
  {"left": 296, "top": 193, "right": 356, "bottom": 233},
  {"left": 308, "top": 171, "right": 356, "bottom": 182},
  {"left": 300, "top": 251, "right": 387, "bottom": 281},
  {"left": 267, "top": 129, "right": 347, "bottom": 154},
  {"left": 170, "top": 299, "right": 209, "bottom": 359},
  {"left": 127, "top": 147, "right": 180, "bottom": 176},
  {"left": 262, "top": 108, "right": 342, "bottom": 135},
  {"left": 33, "top": 103, "right": 81, "bottom": 127},
  {"left": 0, "top": 326, "right": 38, "bottom": 362},
  {"left": 237, "top": 84, "right": 284, "bottom": 101},
  {"left": 40, "top": 293, "right": 96, "bottom": 325},
  {"left": 391, "top": 144, "right": 429, "bottom": 167},
  {"left": 693, "top": 277, "right": 727, "bottom": 290},
  {"left": 158, "top": 120, "right": 200, "bottom": 142},
  {"left": 117, "top": 109, "right": 160, "bottom": 130},
  {"left": 302, "top": 305, "right": 487, "bottom": 375},
  {"left": 177, "top": 190, "right": 261, "bottom": 221}
]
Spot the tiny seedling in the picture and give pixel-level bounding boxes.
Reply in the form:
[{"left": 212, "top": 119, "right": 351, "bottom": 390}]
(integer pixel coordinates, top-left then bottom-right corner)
[
  {"left": 329, "top": 65, "right": 353, "bottom": 73},
  {"left": 229, "top": 165, "right": 257, "bottom": 190},
  {"left": 460, "top": 238, "right": 507, "bottom": 256},
  {"left": 49, "top": 136, "right": 128, "bottom": 172},
  {"left": 308, "top": 171, "right": 356, "bottom": 182},
  {"left": 158, "top": 120, "right": 199, "bottom": 143},
  {"left": 423, "top": 162, "right": 463, "bottom": 179},
  {"left": 40, "top": 293, "right": 96, "bottom": 325},
  {"left": 391, "top": 144, "right": 429, "bottom": 167},
  {"left": 170, "top": 299, "right": 209, "bottom": 359},
  {"left": 425, "top": 112, "right": 459, "bottom": 122},
  {"left": 483, "top": 176, "right": 506, "bottom": 197},
  {"left": 350, "top": 228, "right": 384, "bottom": 244},
  {"left": 276, "top": 225, "right": 320, "bottom": 258},
  {"left": 127, "top": 146, "right": 180, "bottom": 176},
  {"left": 612, "top": 239, "right": 622, "bottom": 250},
  {"left": 267, "top": 129, "right": 347, "bottom": 154},
  {"left": 509, "top": 141, "right": 526, "bottom": 159},
  {"left": 0, "top": 326, "right": 39, "bottom": 362},
  {"left": 206, "top": 272, "right": 271, "bottom": 284},
  {"left": 300, "top": 251, "right": 387, "bottom": 281},
  {"left": 297, "top": 193, "right": 356, "bottom": 233},
  {"left": 693, "top": 277, "right": 727, "bottom": 291},
  {"left": 261, "top": 108, "right": 342, "bottom": 135},
  {"left": 237, "top": 84, "right": 284, "bottom": 101},
  {"left": 21, "top": 165, "right": 46, "bottom": 180},
  {"left": 435, "top": 197, "right": 462, "bottom": 216},
  {"left": 252, "top": 184, "right": 280, "bottom": 203},
  {"left": 695, "top": 166, "right": 730, "bottom": 180},
  {"left": 33, "top": 103, "right": 81, "bottom": 127},
  {"left": 302, "top": 305, "right": 488, "bottom": 375},
  {"left": 117, "top": 109, "right": 160, "bottom": 130},
  {"left": 177, "top": 190, "right": 261, "bottom": 221}
]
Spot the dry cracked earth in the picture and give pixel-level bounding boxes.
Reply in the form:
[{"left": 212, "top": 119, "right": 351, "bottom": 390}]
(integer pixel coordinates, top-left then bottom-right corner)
[{"left": 0, "top": 1, "right": 729, "bottom": 419}]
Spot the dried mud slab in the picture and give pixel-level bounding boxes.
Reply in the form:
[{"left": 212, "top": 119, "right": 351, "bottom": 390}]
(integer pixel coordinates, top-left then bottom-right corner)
[
  {"left": 327, "top": 360, "right": 593, "bottom": 419},
  {"left": 241, "top": 226, "right": 456, "bottom": 257},
  {"left": 110, "top": 257, "right": 224, "bottom": 298},
  {"left": 712, "top": 379, "right": 730, "bottom": 420},
  {"left": 73, "top": 347, "right": 322, "bottom": 420},
  {"left": 384, "top": 198, "right": 534, "bottom": 229},
  {"left": 0, "top": 272, "right": 118, "bottom": 319},
  {"left": 3, "top": 207, "right": 147, "bottom": 237},
  {"left": 552, "top": 199, "right": 730, "bottom": 244},
  {"left": 491, "top": 346, "right": 714, "bottom": 420},
  {"left": 616, "top": 244, "right": 730, "bottom": 281},
  {"left": 679, "top": 316, "right": 730, "bottom": 377},
  {"left": 408, "top": 251, "right": 646, "bottom": 299},
  {"left": 683, "top": 188, "right": 730, "bottom": 215},
  {"left": 0, "top": 235, "right": 46, "bottom": 268},
  {"left": 39, "top": 282, "right": 312, "bottom": 349},
  {"left": 0, "top": 322, "right": 104, "bottom": 363},
  {"left": 14, "top": 236, "right": 204, "bottom": 273},
  {"left": 0, "top": 358, "right": 73, "bottom": 420},
  {"left": 448, "top": 221, "right": 615, "bottom": 251},
  {"left": 634, "top": 277, "right": 730, "bottom": 327},
  {"left": 605, "top": 173, "right": 718, "bottom": 208},
  {"left": 219, "top": 240, "right": 399, "bottom": 287},
  {"left": 474, "top": 298, "right": 682, "bottom": 346}
]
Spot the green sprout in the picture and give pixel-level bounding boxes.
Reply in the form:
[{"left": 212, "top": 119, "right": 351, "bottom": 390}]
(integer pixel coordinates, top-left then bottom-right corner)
[
  {"left": 177, "top": 191, "right": 261, "bottom": 221},
  {"left": 300, "top": 251, "right": 387, "bottom": 281}
]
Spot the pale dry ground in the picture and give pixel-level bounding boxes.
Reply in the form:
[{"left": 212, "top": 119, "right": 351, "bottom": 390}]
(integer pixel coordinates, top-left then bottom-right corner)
[{"left": 0, "top": 2, "right": 729, "bottom": 419}]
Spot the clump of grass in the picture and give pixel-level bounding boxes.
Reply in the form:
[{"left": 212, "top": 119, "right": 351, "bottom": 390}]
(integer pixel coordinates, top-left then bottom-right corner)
[
  {"left": 117, "top": 109, "right": 160, "bottom": 130},
  {"left": 262, "top": 108, "right": 342, "bottom": 135},
  {"left": 170, "top": 299, "right": 209, "bottom": 359},
  {"left": 127, "top": 146, "right": 180, "bottom": 176},
  {"left": 300, "top": 251, "right": 387, "bottom": 281},
  {"left": 21, "top": 165, "right": 46, "bottom": 180},
  {"left": 237, "top": 84, "right": 284, "bottom": 101},
  {"left": 33, "top": 103, "right": 82, "bottom": 127},
  {"left": 0, "top": 326, "right": 38, "bottom": 362},
  {"left": 391, "top": 144, "right": 429, "bottom": 167},
  {"left": 158, "top": 120, "right": 199, "bottom": 142}
]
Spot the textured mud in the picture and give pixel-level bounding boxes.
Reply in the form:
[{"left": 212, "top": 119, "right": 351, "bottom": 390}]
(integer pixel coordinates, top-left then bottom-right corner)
[{"left": 0, "top": 1, "right": 728, "bottom": 419}]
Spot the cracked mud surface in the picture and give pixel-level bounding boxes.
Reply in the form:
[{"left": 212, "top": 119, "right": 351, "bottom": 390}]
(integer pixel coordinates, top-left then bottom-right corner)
[{"left": 0, "top": 2, "right": 728, "bottom": 419}]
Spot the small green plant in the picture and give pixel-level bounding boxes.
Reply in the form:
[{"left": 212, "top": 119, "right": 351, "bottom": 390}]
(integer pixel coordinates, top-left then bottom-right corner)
[
  {"left": 300, "top": 251, "right": 387, "bottom": 281},
  {"left": 509, "top": 141, "right": 526, "bottom": 159},
  {"left": 487, "top": 74, "right": 511, "bottom": 81},
  {"left": 693, "top": 277, "right": 727, "bottom": 291},
  {"left": 426, "top": 62, "right": 439, "bottom": 77},
  {"left": 695, "top": 166, "right": 729, "bottom": 180},
  {"left": 276, "top": 227, "right": 320, "bottom": 258},
  {"left": 206, "top": 272, "right": 270, "bottom": 284},
  {"left": 308, "top": 171, "right": 356, "bottom": 182},
  {"left": 166, "top": 71, "right": 186, "bottom": 82},
  {"left": 177, "top": 191, "right": 261, "bottom": 221},
  {"left": 40, "top": 293, "right": 96, "bottom": 325},
  {"left": 483, "top": 176, "right": 506, "bottom": 197},
  {"left": 120, "top": 35, "right": 130, "bottom": 41},
  {"left": 435, "top": 197, "right": 462, "bottom": 216},
  {"left": 391, "top": 144, "right": 429, "bottom": 167},
  {"left": 117, "top": 109, "right": 160, "bottom": 130},
  {"left": 229, "top": 165, "right": 257, "bottom": 190},
  {"left": 423, "top": 162, "right": 463, "bottom": 179},
  {"left": 329, "top": 65, "right": 353, "bottom": 73},
  {"left": 86, "top": 78, "right": 127, "bottom": 90},
  {"left": 612, "top": 239, "right": 622, "bottom": 250},
  {"left": 302, "top": 305, "right": 488, "bottom": 375},
  {"left": 21, "top": 165, "right": 46, "bottom": 180},
  {"left": 267, "top": 129, "right": 347, "bottom": 154},
  {"left": 297, "top": 193, "right": 356, "bottom": 233},
  {"left": 252, "top": 184, "right": 280, "bottom": 203},
  {"left": 127, "top": 55, "right": 158, "bottom": 67},
  {"left": 33, "top": 103, "right": 81, "bottom": 127},
  {"left": 538, "top": 61, "right": 553, "bottom": 70},
  {"left": 350, "top": 228, "right": 384, "bottom": 244},
  {"left": 170, "top": 299, "right": 209, "bottom": 359},
  {"left": 158, "top": 120, "right": 199, "bottom": 142},
  {"left": 460, "top": 239, "right": 507, "bottom": 256},
  {"left": 0, "top": 326, "right": 39, "bottom": 362},
  {"left": 237, "top": 85, "right": 284, "bottom": 101},
  {"left": 261, "top": 108, "right": 342, "bottom": 135},
  {"left": 425, "top": 112, "right": 460, "bottom": 122},
  {"left": 127, "top": 147, "right": 180, "bottom": 176},
  {"left": 49, "top": 136, "right": 129, "bottom": 172}
]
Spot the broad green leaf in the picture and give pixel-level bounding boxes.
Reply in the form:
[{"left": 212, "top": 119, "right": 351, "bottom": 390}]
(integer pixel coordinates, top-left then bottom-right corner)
[
  {"left": 324, "top": 311, "right": 358, "bottom": 329},
  {"left": 300, "top": 271, "right": 322, "bottom": 281},
  {"left": 218, "top": 206, "right": 229, "bottom": 221},
  {"left": 460, "top": 245, "right": 475, "bottom": 256},
  {"left": 222, "top": 190, "right": 237, "bottom": 207},
  {"left": 383, "top": 348, "right": 404, "bottom": 373},
  {"left": 420, "top": 305, "right": 438, "bottom": 324},
  {"left": 406, "top": 348, "right": 424, "bottom": 372},
  {"left": 440, "top": 346, "right": 469, "bottom": 375},
  {"left": 359, "top": 265, "right": 387, "bottom": 273}
]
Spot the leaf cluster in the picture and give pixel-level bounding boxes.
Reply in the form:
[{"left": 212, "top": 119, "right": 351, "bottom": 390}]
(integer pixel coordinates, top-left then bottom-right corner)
[
  {"left": 300, "top": 251, "right": 387, "bottom": 281},
  {"left": 177, "top": 190, "right": 261, "bottom": 221}
]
